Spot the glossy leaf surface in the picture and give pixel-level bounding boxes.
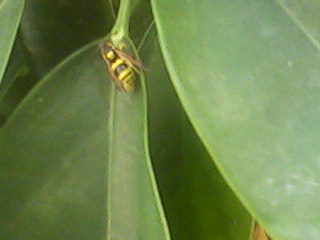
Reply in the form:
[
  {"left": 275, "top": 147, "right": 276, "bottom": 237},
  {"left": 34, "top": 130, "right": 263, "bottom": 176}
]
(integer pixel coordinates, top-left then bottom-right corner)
[
  {"left": 151, "top": 1, "right": 320, "bottom": 239},
  {"left": 0, "top": 36, "right": 169, "bottom": 239},
  {"left": 142, "top": 27, "right": 252, "bottom": 240},
  {"left": 0, "top": 42, "right": 110, "bottom": 239},
  {"left": 107, "top": 72, "right": 170, "bottom": 239}
]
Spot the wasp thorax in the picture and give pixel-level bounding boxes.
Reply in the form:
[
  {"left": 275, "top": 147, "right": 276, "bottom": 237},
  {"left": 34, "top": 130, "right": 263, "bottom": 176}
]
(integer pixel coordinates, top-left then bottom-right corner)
[{"left": 105, "top": 50, "right": 116, "bottom": 61}]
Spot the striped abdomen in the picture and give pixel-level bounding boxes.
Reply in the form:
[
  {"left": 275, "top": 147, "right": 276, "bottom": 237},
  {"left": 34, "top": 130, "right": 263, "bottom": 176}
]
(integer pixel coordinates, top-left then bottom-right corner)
[{"left": 104, "top": 48, "right": 135, "bottom": 92}]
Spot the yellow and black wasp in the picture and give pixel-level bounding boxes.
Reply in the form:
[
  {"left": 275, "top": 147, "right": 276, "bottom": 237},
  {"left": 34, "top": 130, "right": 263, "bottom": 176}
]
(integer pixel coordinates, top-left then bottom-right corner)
[{"left": 100, "top": 41, "right": 143, "bottom": 92}]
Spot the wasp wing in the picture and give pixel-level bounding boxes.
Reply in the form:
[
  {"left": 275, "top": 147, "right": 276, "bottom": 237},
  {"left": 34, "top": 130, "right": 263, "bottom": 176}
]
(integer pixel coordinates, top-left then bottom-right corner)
[{"left": 113, "top": 48, "right": 146, "bottom": 71}]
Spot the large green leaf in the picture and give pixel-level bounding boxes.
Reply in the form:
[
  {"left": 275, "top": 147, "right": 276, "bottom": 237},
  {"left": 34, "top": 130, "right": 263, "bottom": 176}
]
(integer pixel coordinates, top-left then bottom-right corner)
[
  {"left": 105, "top": 2, "right": 169, "bottom": 238},
  {"left": 0, "top": 37, "right": 170, "bottom": 240},
  {"left": 151, "top": 1, "right": 320, "bottom": 239},
  {"left": 0, "top": 0, "right": 24, "bottom": 83},
  {"left": 141, "top": 26, "right": 252, "bottom": 240},
  {"left": 107, "top": 43, "right": 170, "bottom": 240},
  {"left": 0, "top": 42, "right": 110, "bottom": 239}
]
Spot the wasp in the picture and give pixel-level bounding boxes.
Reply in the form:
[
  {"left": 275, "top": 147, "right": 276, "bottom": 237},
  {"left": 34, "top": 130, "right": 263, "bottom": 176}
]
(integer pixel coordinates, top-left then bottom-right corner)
[{"left": 100, "top": 41, "right": 143, "bottom": 92}]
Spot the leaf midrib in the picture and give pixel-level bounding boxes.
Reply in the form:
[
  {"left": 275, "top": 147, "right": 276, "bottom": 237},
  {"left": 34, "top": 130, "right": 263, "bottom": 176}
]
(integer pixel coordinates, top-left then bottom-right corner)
[{"left": 275, "top": 0, "right": 320, "bottom": 52}]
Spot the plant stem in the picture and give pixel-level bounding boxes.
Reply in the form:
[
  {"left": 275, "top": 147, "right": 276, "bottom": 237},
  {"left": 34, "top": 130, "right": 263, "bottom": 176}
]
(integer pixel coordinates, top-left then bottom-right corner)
[{"left": 110, "top": 0, "right": 132, "bottom": 44}]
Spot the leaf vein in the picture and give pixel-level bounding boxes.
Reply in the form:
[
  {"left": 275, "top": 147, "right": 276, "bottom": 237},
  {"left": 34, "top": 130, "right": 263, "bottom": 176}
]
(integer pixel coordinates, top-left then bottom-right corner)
[{"left": 275, "top": 0, "right": 320, "bottom": 52}]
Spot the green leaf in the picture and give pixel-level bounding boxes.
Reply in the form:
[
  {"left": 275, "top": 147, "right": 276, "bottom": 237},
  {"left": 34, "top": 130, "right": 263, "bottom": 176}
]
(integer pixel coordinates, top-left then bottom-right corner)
[
  {"left": 106, "top": 38, "right": 170, "bottom": 239},
  {"left": 0, "top": 42, "right": 110, "bottom": 239},
  {"left": 0, "top": 0, "right": 24, "bottom": 83},
  {"left": 0, "top": 37, "right": 170, "bottom": 239},
  {"left": 141, "top": 25, "right": 252, "bottom": 240},
  {"left": 151, "top": 0, "right": 320, "bottom": 239},
  {"left": 20, "top": 0, "right": 114, "bottom": 77}
]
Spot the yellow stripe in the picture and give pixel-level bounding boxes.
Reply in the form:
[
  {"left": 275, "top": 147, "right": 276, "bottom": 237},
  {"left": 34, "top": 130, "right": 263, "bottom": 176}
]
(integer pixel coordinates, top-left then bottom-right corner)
[
  {"left": 111, "top": 58, "right": 125, "bottom": 71},
  {"left": 118, "top": 68, "right": 133, "bottom": 80},
  {"left": 124, "top": 76, "right": 134, "bottom": 84},
  {"left": 123, "top": 75, "right": 135, "bottom": 92}
]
